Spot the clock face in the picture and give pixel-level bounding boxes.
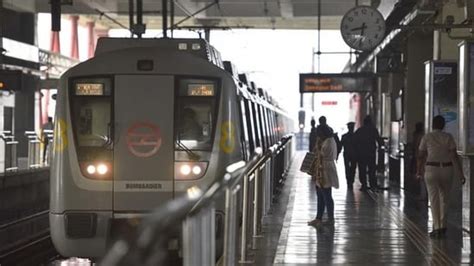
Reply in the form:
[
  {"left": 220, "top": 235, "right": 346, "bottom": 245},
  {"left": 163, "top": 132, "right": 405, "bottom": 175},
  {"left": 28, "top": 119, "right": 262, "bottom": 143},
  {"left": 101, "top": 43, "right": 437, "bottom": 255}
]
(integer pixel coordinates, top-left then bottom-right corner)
[{"left": 340, "top": 6, "right": 386, "bottom": 51}]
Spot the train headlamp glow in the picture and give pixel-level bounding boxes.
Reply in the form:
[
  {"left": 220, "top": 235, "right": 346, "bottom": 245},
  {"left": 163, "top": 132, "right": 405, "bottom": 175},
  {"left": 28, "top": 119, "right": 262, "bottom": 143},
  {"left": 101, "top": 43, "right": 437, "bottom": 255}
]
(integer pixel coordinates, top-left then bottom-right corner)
[
  {"left": 80, "top": 161, "right": 113, "bottom": 179},
  {"left": 97, "top": 164, "right": 108, "bottom": 175},
  {"left": 86, "top": 165, "right": 96, "bottom": 174},
  {"left": 175, "top": 162, "right": 208, "bottom": 180},
  {"left": 180, "top": 164, "right": 191, "bottom": 175},
  {"left": 192, "top": 165, "right": 202, "bottom": 175}
]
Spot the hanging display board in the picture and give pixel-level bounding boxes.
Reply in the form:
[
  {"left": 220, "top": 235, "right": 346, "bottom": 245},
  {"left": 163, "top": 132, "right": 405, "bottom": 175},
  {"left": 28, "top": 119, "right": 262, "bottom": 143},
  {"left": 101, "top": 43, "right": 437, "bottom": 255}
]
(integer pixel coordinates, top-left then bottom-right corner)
[{"left": 299, "top": 73, "right": 375, "bottom": 93}]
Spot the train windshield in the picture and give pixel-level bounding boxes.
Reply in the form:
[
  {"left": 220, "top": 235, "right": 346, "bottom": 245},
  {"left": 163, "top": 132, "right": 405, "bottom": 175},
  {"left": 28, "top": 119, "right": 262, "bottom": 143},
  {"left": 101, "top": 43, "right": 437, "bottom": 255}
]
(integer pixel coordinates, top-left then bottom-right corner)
[
  {"left": 176, "top": 79, "right": 218, "bottom": 150},
  {"left": 70, "top": 78, "right": 113, "bottom": 161}
]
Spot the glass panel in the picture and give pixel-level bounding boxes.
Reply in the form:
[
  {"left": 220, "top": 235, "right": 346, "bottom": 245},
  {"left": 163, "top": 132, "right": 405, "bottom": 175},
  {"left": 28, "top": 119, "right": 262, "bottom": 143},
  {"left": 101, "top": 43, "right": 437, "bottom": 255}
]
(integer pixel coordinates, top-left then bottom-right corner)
[
  {"left": 244, "top": 99, "right": 256, "bottom": 153},
  {"left": 73, "top": 98, "right": 111, "bottom": 147},
  {"left": 176, "top": 99, "right": 215, "bottom": 150},
  {"left": 71, "top": 97, "right": 112, "bottom": 161}
]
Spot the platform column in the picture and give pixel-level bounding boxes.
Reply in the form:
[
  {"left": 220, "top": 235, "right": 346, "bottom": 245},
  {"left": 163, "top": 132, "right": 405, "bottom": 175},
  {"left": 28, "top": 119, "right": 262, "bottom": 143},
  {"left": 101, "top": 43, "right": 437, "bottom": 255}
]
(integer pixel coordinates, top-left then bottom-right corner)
[
  {"left": 70, "top": 15, "right": 79, "bottom": 60},
  {"left": 87, "top": 21, "right": 95, "bottom": 59}
]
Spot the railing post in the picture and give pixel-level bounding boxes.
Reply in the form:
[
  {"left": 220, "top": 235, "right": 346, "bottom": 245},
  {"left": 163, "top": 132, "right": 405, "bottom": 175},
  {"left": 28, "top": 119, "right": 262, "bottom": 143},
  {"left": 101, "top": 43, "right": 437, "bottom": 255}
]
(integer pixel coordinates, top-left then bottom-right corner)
[
  {"left": 10, "top": 141, "right": 17, "bottom": 171},
  {"left": 252, "top": 162, "right": 267, "bottom": 249},
  {"left": 223, "top": 186, "right": 237, "bottom": 265},
  {"left": 239, "top": 174, "right": 252, "bottom": 263}
]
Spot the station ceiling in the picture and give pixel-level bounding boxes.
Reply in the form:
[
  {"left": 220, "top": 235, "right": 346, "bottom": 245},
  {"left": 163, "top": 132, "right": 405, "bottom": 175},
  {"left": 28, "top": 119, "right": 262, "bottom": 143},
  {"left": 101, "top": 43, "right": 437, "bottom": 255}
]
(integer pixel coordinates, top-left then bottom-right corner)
[{"left": 3, "top": 0, "right": 398, "bottom": 30}]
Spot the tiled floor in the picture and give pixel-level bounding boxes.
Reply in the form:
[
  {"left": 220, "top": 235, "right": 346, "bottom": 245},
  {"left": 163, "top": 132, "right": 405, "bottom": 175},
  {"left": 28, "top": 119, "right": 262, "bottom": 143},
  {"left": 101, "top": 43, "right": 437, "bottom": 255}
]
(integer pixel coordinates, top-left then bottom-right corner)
[{"left": 253, "top": 152, "right": 472, "bottom": 265}]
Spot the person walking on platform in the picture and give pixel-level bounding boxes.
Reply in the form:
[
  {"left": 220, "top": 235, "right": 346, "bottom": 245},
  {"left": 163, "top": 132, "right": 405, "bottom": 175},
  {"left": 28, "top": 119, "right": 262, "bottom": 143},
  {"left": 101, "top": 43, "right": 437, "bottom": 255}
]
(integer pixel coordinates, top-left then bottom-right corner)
[
  {"left": 416, "top": 115, "right": 465, "bottom": 238},
  {"left": 354, "top": 116, "right": 383, "bottom": 191},
  {"left": 315, "top": 116, "right": 333, "bottom": 138},
  {"left": 314, "top": 116, "right": 339, "bottom": 153},
  {"left": 341, "top": 122, "right": 357, "bottom": 189},
  {"left": 308, "top": 126, "right": 339, "bottom": 227},
  {"left": 309, "top": 118, "right": 317, "bottom": 152}
]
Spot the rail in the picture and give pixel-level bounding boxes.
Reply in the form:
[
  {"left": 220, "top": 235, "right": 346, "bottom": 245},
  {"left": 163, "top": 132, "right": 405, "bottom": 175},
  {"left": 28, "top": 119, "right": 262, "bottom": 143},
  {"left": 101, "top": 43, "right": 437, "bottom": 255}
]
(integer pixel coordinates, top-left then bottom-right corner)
[
  {"left": 0, "top": 210, "right": 50, "bottom": 261},
  {"left": 102, "top": 134, "right": 293, "bottom": 266}
]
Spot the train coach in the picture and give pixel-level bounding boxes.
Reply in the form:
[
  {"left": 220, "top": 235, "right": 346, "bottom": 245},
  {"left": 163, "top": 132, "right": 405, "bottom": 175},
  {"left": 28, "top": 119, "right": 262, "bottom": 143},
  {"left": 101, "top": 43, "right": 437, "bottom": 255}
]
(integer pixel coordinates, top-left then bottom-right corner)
[{"left": 49, "top": 37, "right": 293, "bottom": 258}]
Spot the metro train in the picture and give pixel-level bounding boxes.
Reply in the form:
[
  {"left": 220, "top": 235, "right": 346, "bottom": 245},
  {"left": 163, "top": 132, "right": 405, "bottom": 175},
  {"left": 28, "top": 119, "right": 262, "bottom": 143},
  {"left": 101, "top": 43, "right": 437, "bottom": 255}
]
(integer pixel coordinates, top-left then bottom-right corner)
[{"left": 49, "top": 37, "right": 293, "bottom": 258}]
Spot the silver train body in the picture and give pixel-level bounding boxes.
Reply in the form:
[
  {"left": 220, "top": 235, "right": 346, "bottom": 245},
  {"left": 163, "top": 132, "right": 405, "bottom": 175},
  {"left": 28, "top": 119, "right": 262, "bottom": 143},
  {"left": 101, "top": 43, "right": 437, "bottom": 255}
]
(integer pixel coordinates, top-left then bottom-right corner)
[{"left": 50, "top": 38, "right": 293, "bottom": 258}]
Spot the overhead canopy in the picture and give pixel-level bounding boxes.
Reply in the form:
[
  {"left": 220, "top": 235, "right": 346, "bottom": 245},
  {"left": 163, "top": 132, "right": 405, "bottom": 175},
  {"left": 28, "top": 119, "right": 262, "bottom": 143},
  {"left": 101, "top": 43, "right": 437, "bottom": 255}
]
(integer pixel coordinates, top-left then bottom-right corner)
[{"left": 3, "top": 0, "right": 397, "bottom": 30}]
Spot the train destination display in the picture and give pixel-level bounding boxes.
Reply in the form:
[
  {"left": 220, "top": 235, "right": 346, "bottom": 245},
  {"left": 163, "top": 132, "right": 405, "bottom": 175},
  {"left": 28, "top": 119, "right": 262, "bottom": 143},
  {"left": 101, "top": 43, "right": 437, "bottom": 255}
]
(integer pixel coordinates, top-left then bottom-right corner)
[
  {"left": 75, "top": 83, "right": 104, "bottom": 95},
  {"left": 188, "top": 84, "right": 215, "bottom": 96},
  {"left": 299, "top": 73, "right": 374, "bottom": 93}
]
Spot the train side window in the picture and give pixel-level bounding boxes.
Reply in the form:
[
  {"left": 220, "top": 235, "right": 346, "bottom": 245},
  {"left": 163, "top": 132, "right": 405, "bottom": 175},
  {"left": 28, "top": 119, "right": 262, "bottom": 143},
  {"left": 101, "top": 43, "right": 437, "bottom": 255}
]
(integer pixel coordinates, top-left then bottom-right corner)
[
  {"left": 260, "top": 106, "right": 269, "bottom": 149},
  {"left": 256, "top": 104, "right": 266, "bottom": 150},
  {"left": 276, "top": 113, "right": 282, "bottom": 140},
  {"left": 238, "top": 98, "right": 250, "bottom": 160},
  {"left": 250, "top": 101, "right": 262, "bottom": 149},
  {"left": 262, "top": 107, "right": 272, "bottom": 147},
  {"left": 243, "top": 98, "right": 256, "bottom": 153},
  {"left": 268, "top": 109, "right": 275, "bottom": 144}
]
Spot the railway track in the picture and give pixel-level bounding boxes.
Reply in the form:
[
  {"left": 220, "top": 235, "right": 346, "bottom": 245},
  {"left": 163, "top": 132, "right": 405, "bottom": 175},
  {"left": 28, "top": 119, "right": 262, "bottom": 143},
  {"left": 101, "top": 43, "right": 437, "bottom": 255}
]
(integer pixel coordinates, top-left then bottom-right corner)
[{"left": 0, "top": 211, "right": 58, "bottom": 265}]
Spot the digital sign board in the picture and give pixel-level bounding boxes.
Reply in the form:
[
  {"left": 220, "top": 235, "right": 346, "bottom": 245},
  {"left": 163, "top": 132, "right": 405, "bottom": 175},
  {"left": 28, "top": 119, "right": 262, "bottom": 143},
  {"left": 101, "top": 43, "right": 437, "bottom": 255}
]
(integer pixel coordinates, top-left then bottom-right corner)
[
  {"left": 299, "top": 73, "right": 375, "bottom": 93},
  {"left": 75, "top": 83, "right": 104, "bottom": 96},
  {"left": 187, "top": 84, "right": 215, "bottom": 96}
]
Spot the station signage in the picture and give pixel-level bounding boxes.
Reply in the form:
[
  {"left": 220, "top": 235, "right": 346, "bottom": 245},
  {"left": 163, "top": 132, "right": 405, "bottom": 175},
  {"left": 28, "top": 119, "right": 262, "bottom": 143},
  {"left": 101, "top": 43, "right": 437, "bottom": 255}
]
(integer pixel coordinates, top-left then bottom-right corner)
[{"left": 299, "top": 73, "right": 375, "bottom": 93}]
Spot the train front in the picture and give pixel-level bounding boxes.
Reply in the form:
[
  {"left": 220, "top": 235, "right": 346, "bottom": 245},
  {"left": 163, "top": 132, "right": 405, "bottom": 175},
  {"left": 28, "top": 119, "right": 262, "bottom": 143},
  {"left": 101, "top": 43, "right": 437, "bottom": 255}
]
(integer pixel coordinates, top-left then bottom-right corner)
[{"left": 49, "top": 38, "right": 241, "bottom": 258}]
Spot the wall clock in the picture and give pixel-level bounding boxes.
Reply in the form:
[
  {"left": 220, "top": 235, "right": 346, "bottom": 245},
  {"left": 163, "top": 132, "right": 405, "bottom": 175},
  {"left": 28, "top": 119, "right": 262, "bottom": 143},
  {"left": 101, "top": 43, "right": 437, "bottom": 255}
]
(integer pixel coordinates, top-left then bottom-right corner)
[{"left": 340, "top": 6, "right": 386, "bottom": 51}]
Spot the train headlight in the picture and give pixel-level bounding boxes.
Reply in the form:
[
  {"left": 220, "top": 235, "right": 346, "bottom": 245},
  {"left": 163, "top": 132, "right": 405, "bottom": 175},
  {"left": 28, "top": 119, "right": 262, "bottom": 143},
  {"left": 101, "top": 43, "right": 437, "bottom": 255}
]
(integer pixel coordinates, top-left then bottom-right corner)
[
  {"left": 80, "top": 162, "right": 113, "bottom": 180},
  {"left": 97, "top": 164, "right": 108, "bottom": 175},
  {"left": 86, "top": 165, "right": 96, "bottom": 174},
  {"left": 180, "top": 164, "right": 191, "bottom": 175},
  {"left": 192, "top": 165, "right": 202, "bottom": 175},
  {"left": 175, "top": 162, "right": 208, "bottom": 180}
]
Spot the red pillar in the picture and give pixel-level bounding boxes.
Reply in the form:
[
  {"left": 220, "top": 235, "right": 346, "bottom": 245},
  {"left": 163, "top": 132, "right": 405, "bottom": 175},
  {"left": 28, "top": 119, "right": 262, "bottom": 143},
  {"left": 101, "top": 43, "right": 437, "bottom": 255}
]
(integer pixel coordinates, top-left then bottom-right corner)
[
  {"left": 86, "top": 21, "right": 95, "bottom": 59},
  {"left": 50, "top": 32, "right": 60, "bottom": 53},
  {"left": 95, "top": 28, "right": 109, "bottom": 47},
  {"left": 43, "top": 28, "right": 62, "bottom": 126},
  {"left": 70, "top": 15, "right": 79, "bottom": 59}
]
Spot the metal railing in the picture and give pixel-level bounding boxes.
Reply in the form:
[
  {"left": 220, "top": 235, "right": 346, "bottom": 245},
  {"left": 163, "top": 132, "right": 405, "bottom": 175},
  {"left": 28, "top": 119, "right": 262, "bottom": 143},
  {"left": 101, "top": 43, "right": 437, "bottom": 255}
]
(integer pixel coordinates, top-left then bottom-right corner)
[
  {"left": 42, "top": 129, "right": 54, "bottom": 166},
  {"left": 102, "top": 135, "right": 293, "bottom": 266},
  {"left": 0, "top": 131, "right": 18, "bottom": 173},
  {"left": 24, "top": 131, "right": 42, "bottom": 169}
]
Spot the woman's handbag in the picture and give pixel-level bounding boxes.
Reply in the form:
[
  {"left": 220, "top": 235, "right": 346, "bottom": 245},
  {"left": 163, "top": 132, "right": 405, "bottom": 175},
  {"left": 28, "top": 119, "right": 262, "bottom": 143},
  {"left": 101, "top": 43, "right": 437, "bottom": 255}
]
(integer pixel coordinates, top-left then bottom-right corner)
[{"left": 300, "top": 152, "right": 316, "bottom": 175}]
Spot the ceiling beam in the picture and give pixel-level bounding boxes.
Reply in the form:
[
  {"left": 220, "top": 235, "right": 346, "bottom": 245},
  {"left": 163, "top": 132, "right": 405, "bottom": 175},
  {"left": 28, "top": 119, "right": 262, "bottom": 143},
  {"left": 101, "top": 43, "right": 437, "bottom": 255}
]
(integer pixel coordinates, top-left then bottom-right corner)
[
  {"left": 174, "top": 0, "right": 209, "bottom": 18},
  {"left": 279, "top": 0, "right": 294, "bottom": 18}
]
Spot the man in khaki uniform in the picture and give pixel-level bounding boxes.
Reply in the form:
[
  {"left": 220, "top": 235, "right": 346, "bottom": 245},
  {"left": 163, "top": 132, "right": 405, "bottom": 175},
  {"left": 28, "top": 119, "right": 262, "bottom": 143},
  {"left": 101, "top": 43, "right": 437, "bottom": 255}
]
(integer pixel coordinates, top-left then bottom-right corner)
[{"left": 416, "top": 115, "right": 465, "bottom": 238}]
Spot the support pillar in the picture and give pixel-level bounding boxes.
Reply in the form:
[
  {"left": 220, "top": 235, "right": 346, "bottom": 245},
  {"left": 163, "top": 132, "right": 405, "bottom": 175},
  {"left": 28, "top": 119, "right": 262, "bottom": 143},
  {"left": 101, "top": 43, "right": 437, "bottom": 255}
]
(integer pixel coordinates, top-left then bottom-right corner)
[
  {"left": 86, "top": 21, "right": 95, "bottom": 59},
  {"left": 95, "top": 28, "right": 109, "bottom": 46},
  {"left": 50, "top": 32, "right": 60, "bottom": 53},
  {"left": 70, "top": 15, "right": 79, "bottom": 60},
  {"left": 405, "top": 32, "right": 433, "bottom": 145},
  {"left": 0, "top": 0, "right": 4, "bottom": 68}
]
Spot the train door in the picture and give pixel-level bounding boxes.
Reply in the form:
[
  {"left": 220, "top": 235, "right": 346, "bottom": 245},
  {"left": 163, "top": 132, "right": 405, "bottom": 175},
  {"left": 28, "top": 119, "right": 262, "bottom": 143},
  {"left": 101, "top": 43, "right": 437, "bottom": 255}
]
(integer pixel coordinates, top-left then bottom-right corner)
[{"left": 113, "top": 75, "right": 175, "bottom": 212}]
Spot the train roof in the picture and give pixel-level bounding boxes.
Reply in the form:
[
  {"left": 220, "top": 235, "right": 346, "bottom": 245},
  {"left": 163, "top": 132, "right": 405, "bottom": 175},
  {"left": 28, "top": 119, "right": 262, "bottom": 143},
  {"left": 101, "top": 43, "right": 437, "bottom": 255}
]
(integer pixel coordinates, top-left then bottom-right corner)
[{"left": 95, "top": 37, "right": 224, "bottom": 68}]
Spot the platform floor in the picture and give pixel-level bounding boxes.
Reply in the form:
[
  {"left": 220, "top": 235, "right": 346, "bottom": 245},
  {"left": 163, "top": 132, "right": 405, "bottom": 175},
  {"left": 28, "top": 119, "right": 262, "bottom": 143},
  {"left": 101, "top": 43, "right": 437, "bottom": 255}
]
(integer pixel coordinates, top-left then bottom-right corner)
[{"left": 251, "top": 152, "right": 472, "bottom": 265}]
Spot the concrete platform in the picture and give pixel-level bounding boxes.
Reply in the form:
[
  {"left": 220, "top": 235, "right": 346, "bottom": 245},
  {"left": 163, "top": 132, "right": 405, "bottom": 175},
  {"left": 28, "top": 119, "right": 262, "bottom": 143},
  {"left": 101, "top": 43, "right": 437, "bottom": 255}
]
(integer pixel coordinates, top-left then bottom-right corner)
[{"left": 251, "top": 152, "right": 471, "bottom": 265}]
